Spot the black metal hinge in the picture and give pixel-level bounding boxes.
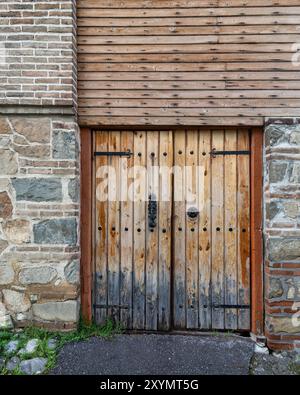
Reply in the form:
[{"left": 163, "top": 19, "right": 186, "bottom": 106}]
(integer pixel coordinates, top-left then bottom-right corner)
[
  {"left": 94, "top": 304, "right": 129, "bottom": 310},
  {"left": 202, "top": 304, "right": 250, "bottom": 309},
  {"left": 210, "top": 149, "right": 250, "bottom": 157},
  {"left": 94, "top": 151, "right": 132, "bottom": 157}
]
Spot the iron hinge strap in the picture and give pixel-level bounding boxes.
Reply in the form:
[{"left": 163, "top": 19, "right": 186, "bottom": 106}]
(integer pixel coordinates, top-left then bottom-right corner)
[
  {"left": 94, "top": 151, "right": 132, "bottom": 157},
  {"left": 93, "top": 304, "right": 129, "bottom": 309},
  {"left": 210, "top": 149, "right": 250, "bottom": 157},
  {"left": 201, "top": 304, "right": 250, "bottom": 309}
]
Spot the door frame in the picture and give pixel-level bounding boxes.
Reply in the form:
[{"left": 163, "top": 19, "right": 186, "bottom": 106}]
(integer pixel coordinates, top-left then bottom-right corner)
[{"left": 80, "top": 127, "right": 264, "bottom": 336}]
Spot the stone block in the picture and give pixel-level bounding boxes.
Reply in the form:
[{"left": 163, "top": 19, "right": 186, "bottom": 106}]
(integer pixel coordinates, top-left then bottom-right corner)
[
  {"left": 269, "top": 162, "right": 288, "bottom": 183},
  {"left": 3, "top": 289, "right": 31, "bottom": 313},
  {"left": 10, "top": 117, "right": 50, "bottom": 144},
  {"left": 290, "top": 163, "right": 300, "bottom": 184},
  {"left": 64, "top": 260, "right": 79, "bottom": 285},
  {"left": 12, "top": 177, "right": 62, "bottom": 202},
  {"left": 3, "top": 219, "right": 31, "bottom": 244},
  {"left": 0, "top": 117, "right": 12, "bottom": 135},
  {"left": 53, "top": 130, "right": 77, "bottom": 159},
  {"left": 266, "top": 201, "right": 281, "bottom": 221},
  {"left": 269, "top": 238, "right": 300, "bottom": 262},
  {"left": 33, "top": 218, "right": 77, "bottom": 245},
  {"left": 265, "top": 124, "right": 289, "bottom": 147},
  {"left": 0, "top": 149, "right": 18, "bottom": 175},
  {"left": 19, "top": 266, "right": 57, "bottom": 285},
  {"left": 19, "top": 357, "right": 47, "bottom": 375},
  {"left": 32, "top": 300, "right": 78, "bottom": 322},
  {"left": 267, "top": 316, "right": 300, "bottom": 334},
  {"left": 0, "top": 262, "right": 14, "bottom": 285},
  {"left": 268, "top": 278, "right": 284, "bottom": 299},
  {"left": 0, "top": 191, "right": 13, "bottom": 219},
  {"left": 13, "top": 144, "right": 50, "bottom": 159},
  {"left": 68, "top": 178, "right": 79, "bottom": 202}
]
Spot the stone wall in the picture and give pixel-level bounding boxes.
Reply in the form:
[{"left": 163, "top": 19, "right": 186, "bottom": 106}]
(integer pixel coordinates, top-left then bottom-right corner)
[
  {"left": 0, "top": 115, "right": 80, "bottom": 330},
  {"left": 264, "top": 118, "right": 300, "bottom": 351}
]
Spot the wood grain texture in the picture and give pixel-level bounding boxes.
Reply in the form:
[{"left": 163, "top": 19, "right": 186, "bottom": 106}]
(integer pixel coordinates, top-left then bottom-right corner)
[
  {"left": 80, "top": 128, "right": 93, "bottom": 324},
  {"left": 78, "top": 1, "right": 299, "bottom": 126},
  {"left": 94, "top": 129, "right": 251, "bottom": 331}
]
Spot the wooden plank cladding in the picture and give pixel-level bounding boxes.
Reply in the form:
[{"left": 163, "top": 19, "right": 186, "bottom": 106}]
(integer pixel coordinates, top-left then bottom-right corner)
[
  {"left": 78, "top": 1, "right": 300, "bottom": 126},
  {"left": 94, "top": 129, "right": 251, "bottom": 330}
]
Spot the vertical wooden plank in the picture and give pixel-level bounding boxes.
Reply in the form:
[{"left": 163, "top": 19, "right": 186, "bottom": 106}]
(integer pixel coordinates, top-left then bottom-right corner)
[
  {"left": 173, "top": 129, "right": 186, "bottom": 329},
  {"left": 237, "top": 129, "right": 251, "bottom": 330},
  {"left": 185, "top": 129, "right": 199, "bottom": 329},
  {"left": 251, "top": 128, "right": 264, "bottom": 336},
  {"left": 145, "top": 131, "right": 159, "bottom": 330},
  {"left": 224, "top": 129, "right": 238, "bottom": 330},
  {"left": 158, "top": 130, "right": 173, "bottom": 330},
  {"left": 95, "top": 131, "right": 108, "bottom": 325},
  {"left": 211, "top": 129, "right": 225, "bottom": 329},
  {"left": 198, "top": 129, "right": 212, "bottom": 329},
  {"left": 133, "top": 131, "right": 146, "bottom": 329},
  {"left": 107, "top": 131, "right": 121, "bottom": 322},
  {"left": 120, "top": 131, "right": 134, "bottom": 329},
  {"left": 80, "top": 128, "right": 93, "bottom": 324}
]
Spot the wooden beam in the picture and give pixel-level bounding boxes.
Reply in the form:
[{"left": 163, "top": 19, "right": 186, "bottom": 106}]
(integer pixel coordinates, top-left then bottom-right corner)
[
  {"left": 250, "top": 127, "right": 264, "bottom": 336},
  {"left": 80, "top": 127, "right": 93, "bottom": 324}
]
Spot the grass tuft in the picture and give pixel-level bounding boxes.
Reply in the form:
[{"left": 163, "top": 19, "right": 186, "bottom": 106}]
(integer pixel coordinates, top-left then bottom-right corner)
[{"left": 0, "top": 318, "right": 123, "bottom": 375}]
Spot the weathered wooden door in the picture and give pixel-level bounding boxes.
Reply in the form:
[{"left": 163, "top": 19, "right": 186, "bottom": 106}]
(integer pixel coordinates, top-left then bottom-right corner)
[{"left": 94, "top": 129, "right": 250, "bottom": 331}]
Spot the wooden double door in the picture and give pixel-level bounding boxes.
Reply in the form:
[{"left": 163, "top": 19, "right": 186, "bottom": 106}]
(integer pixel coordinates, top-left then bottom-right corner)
[{"left": 94, "top": 129, "right": 250, "bottom": 331}]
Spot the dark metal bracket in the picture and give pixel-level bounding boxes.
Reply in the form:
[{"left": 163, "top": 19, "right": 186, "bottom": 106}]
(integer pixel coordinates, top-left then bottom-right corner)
[
  {"left": 202, "top": 304, "right": 250, "bottom": 309},
  {"left": 210, "top": 149, "right": 250, "bottom": 157},
  {"left": 94, "top": 151, "right": 132, "bottom": 157},
  {"left": 94, "top": 304, "right": 129, "bottom": 310}
]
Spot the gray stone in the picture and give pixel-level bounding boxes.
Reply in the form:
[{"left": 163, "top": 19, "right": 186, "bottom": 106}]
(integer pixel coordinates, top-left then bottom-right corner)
[
  {"left": 68, "top": 178, "right": 79, "bottom": 203},
  {"left": 0, "top": 239, "right": 8, "bottom": 255},
  {"left": 19, "top": 266, "right": 57, "bottom": 285},
  {"left": 0, "top": 149, "right": 18, "bottom": 175},
  {"left": 24, "top": 339, "right": 39, "bottom": 354},
  {"left": 0, "top": 262, "right": 14, "bottom": 285},
  {"left": 32, "top": 300, "right": 78, "bottom": 322},
  {"left": 53, "top": 130, "right": 77, "bottom": 159},
  {"left": 265, "top": 125, "right": 287, "bottom": 147},
  {"left": 290, "top": 163, "right": 300, "bottom": 184},
  {"left": 269, "top": 162, "right": 288, "bottom": 183},
  {"left": 19, "top": 357, "right": 47, "bottom": 375},
  {"left": 33, "top": 218, "right": 77, "bottom": 245},
  {"left": 267, "top": 201, "right": 281, "bottom": 221},
  {"left": 47, "top": 339, "right": 57, "bottom": 350},
  {"left": 0, "top": 312, "right": 14, "bottom": 329},
  {"left": 283, "top": 201, "right": 300, "bottom": 219},
  {"left": 290, "top": 129, "right": 300, "bottom": 145},
  {"left": 269, "top": 238, "right": 300, "bottom": 262},
  {"left": 64, "top": 260, "right": 79, "bottom": 285},
  {"left": 10, "top": 117, "right": 50, "bottom": 144},
  {"left": 5, "top": 340, "right": 19, "bottom": 354},
  {"left": 6, "top": 356, "right": 20, "bottom": 372},
  {"left": 12, "top": 177, "right": 62, "bottom": 202},
  {"left": 13, "top": 144, "right": 50, "bottom": 159},
  {"left": 268, "top": 278, "right": 284, "bottom": 299},
  {"left": 3, "top": 289, "right": 31, "bottom": 313}
]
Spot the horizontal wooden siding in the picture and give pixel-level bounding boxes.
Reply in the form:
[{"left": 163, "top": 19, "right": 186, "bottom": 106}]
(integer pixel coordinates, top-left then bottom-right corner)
[{"left": 78, "top": 0, "right": 300, "bottom": 126}]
